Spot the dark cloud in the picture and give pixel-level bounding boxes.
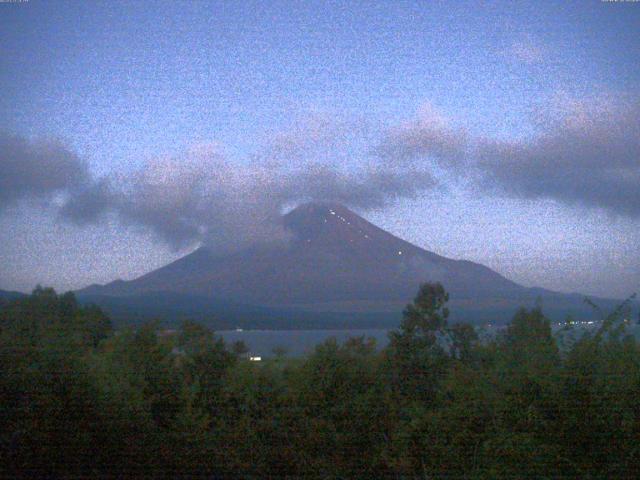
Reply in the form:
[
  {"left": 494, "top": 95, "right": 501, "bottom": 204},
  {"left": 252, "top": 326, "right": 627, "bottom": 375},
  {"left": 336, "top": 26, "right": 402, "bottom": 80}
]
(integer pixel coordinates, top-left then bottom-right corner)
[
  {"left": 59, "top": 178, "right": 115, "bottom": 224},
  {"left": 60, "top": 144, "right": 437, "bottom": 251},
  {"left": 11, "top": 94, "right": 639, "bottom": 254},
  {"left": 374, "top": 104, "right": 469, "bottom": 166},
  {"left": 289, "top": 165, "right": 436, "bottom": 210},
  {"left": 475, "top": 95, "right": 640, "bottom": 216},
  {"left": 372, "top": 95, "right": 640, "bottom": 218},
  {"left": 0, "top": 132, "right": 91, "bottom": 210},
  {"left": 55, "top": 114, "right": 441, "bottom": 252},
  {"left": 2, "top": 113, "right": 443, "bottom": 253}
]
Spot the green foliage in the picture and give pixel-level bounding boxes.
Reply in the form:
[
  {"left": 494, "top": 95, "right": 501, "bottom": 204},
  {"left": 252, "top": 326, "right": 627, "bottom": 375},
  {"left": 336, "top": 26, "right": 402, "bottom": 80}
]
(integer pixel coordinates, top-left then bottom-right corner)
[
  {"left": 0, "top": 288, "right": 113, "bottom": 477},
  {"left": 387, "top": 282, "right": 451, "bottom": 404},
  {"left": 1, "top": 285, "right": 639, "bottom": 478},
  {"left": 291, "top": 336, "right": 392, "bottom": 477}
]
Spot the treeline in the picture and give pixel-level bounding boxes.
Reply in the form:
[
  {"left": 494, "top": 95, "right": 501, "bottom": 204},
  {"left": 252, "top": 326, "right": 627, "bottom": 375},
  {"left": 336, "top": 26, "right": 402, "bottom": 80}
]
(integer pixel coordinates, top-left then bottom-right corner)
[{"left": 1, "top": 284, "right": 639, "bottom": 478}]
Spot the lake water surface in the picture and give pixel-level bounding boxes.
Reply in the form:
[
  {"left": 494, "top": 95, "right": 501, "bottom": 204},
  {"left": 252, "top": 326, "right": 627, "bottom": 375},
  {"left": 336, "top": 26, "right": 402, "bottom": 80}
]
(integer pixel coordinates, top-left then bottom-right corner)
[
  {"left": 218, "top": 328, "right": 391, "bottom": 358},
  {"left": 218, "top": 323, "right": 640, "bottom": 358}
]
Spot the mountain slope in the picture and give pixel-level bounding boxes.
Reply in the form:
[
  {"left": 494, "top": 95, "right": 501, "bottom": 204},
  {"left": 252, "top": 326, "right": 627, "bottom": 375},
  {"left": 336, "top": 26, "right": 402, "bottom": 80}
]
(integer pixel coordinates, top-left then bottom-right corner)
[
  {"left": 0, "top": 289, "right": 26, "bottom": 302},
  {"left": 80, "top": 203, "right": 521, "bottom": 304},
  {"left": 78, "top": 202, "right": 629, "bottom": 324}
]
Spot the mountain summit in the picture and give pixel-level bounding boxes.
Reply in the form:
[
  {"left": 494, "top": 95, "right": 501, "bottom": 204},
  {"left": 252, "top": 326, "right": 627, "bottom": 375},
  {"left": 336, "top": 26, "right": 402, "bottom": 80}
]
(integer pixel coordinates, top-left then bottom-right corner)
[{"left": 78, "top": 203, "right": 619, "bottom": 323}]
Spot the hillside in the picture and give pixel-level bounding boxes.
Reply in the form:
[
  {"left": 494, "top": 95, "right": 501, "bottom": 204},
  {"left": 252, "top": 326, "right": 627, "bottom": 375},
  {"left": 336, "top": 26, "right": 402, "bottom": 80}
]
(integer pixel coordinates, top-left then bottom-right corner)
[{"left": 78, "top": 203, "right": 630, "bottom": 326}]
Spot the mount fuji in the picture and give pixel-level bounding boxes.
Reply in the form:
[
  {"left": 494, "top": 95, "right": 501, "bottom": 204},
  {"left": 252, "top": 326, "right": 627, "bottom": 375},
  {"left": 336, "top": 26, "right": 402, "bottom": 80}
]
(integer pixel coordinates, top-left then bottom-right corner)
[{"left": 77, "top": 203, "right": 625, "bottom": 328}]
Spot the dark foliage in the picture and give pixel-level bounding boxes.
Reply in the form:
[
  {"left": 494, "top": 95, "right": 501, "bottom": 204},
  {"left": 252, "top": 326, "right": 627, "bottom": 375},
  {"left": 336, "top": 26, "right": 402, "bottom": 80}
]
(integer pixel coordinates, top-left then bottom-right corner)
[{"left": 1, "top": 284, "right": 639, "bottom": 478}]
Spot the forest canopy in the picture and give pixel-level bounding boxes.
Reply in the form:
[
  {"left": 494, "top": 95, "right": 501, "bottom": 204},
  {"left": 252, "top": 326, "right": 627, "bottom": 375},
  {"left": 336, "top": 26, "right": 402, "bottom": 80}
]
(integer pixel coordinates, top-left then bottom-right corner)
[{"left": 1, "top": 284, "right": 639, "bottom": 479}]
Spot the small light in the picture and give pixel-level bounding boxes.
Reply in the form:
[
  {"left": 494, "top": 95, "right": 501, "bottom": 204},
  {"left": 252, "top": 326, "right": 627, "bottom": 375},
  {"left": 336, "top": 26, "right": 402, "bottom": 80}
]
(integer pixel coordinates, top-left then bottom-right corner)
[{"left": 398, "top": 251, "right": 402, "bottom": 255}]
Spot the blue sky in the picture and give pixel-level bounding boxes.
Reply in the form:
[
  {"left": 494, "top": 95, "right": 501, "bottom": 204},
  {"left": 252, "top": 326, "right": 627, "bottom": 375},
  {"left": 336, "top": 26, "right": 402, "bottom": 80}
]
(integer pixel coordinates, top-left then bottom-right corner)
[{"left": 1, "top": 0, "right": 639, "bottom": 298}]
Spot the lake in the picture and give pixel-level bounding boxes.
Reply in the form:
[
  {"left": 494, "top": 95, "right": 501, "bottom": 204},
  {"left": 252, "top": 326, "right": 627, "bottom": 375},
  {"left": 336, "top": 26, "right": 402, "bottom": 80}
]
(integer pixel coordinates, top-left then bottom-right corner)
[
  {"left": 218, "top": 323, "right": 640, "bottom": 358},
  {"left": 218, "top": 328, "right": 391, "bottom": 358}
]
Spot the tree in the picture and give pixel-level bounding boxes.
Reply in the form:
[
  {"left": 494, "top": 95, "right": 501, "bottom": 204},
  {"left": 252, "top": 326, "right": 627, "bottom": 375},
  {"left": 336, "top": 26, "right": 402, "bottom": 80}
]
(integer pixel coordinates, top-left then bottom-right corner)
[
  {"left": 387, "top": 282, "right": 451, "bottom": 404},
  {"left": 0, "top": 288, "right": 113, "bottom": 477},
  {"left": 392, "top": 282, "right": 450, "bottom": 341},
  {"left": 231, "top": 340, "right": 249, "bottom": 357},
  {"left": 272, "top": 345, "right": 288, "bottom": 359},
  {"left": 291, "top": 336, "right": 391, "bottom": 477}
]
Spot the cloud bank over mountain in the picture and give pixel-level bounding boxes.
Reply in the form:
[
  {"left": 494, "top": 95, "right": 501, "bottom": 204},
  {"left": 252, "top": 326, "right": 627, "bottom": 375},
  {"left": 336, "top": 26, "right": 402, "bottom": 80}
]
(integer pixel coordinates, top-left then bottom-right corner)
[
  {"left": 58, "top": 121, "right": 440, "bottom": 251},
  {"left": 374, "top": 92, "right": 640, "bottom": 217},
  {"left": 2, "top": 92, "right": 638, "bottom": 252},
  {"left": 0, "top": 133, "right": 91, "bottom": 210},
  {"left": 475, "top": 93, "right": 640, "bottom": 216}
]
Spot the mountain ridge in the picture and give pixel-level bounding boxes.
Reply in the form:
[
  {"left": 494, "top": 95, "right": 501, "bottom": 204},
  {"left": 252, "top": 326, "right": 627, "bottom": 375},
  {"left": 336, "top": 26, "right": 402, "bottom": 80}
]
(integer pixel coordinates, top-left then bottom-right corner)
[
  {"left": 79, "top": 202, "right": 521, "bottom": 302},
  {"left": 77, "top": 202, "right": 632, "bottom": 325}
]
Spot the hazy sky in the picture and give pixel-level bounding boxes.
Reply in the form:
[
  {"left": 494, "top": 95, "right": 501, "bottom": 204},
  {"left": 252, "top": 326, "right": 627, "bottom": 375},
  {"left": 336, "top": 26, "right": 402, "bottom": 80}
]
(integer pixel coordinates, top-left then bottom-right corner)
[{"left": 1, "top": 0, "right": 639, "bottom": 299}]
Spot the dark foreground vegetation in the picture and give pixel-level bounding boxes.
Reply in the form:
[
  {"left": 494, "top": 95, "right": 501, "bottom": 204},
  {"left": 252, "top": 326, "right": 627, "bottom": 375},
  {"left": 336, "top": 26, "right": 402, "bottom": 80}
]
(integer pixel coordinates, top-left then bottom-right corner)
[{"left": 1, "top": 284, "right": 639, "bottom": 479}]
